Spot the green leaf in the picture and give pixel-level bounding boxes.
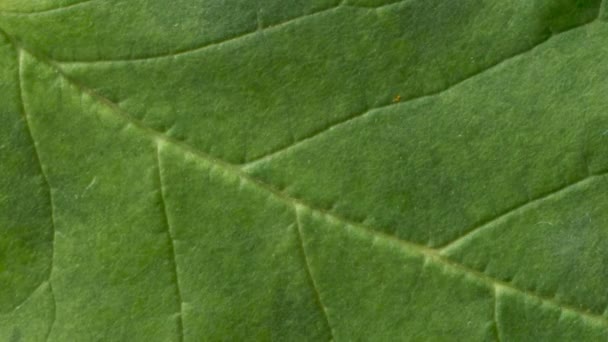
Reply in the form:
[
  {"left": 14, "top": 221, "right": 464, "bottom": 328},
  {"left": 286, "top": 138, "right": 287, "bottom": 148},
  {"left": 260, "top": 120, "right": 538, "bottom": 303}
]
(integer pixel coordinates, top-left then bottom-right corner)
[{"left": 1, "top": 0, "right": 607, "bottom": 340}]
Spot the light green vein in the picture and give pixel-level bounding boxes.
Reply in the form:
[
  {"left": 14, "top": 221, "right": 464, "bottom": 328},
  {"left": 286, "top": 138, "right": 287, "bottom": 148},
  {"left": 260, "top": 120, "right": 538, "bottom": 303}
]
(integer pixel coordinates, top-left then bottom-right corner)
[
  {"left": 438, "top": 173, "right": 607, "bottom": 253},
  {"left": 14, "top": 47, "right": 58, "bottom": 337},
  {"left": 55, "top": 0, "right": 416, "bottom": 64},
  {"left": 56, "top": 2, "right": 345, "bottom": 64},
  {"left": 294, "top": 207, "right": 335, "bottom": 340},
  {"left": 155, "top": 143, "right": 185, "bottom": 342},
  {"left": 0, "top": 0, "right": 96, "bottom": 16},
  {"left": 241, "top": 18, "right": 601, "bottom": 167},
  {"left": 493, "top": 285, "right": 502, "bottom": 342}
]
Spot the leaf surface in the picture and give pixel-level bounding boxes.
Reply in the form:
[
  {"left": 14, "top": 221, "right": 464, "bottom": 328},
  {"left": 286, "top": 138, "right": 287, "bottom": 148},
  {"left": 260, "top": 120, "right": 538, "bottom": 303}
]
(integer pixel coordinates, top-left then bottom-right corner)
[{"left": 0, "top": 0, "right": 607, "bottom": 340}]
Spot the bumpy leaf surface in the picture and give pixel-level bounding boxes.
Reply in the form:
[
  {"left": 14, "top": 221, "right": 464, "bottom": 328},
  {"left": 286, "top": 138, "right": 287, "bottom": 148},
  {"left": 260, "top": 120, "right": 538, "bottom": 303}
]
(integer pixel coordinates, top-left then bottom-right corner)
[{"left": 1, "top": 0, "right": 607, "bottom": 340}]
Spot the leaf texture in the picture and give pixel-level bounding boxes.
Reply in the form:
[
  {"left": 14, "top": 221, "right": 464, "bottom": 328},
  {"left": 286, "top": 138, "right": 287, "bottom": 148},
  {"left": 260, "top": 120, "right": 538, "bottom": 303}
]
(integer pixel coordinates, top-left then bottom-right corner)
[{"left": 0, "top": 0, "right": 607, "bottom": 340}]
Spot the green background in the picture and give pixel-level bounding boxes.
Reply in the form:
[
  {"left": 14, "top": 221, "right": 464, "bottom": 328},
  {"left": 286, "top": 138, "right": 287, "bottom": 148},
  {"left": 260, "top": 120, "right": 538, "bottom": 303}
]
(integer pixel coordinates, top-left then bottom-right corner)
[{"left": 0, "top": 0, "right": 607, "bottom": 340}]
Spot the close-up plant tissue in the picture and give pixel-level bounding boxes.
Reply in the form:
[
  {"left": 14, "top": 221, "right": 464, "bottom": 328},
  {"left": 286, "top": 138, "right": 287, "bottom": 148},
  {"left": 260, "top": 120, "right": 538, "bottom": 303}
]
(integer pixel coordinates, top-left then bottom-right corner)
[{"left": 0, "top": 0, "right": 607, "bottom": 340}]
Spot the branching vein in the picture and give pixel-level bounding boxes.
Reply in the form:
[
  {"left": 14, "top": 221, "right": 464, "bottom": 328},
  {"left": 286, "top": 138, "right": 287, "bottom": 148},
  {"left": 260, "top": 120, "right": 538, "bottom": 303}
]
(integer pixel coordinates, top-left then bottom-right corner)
[
  {"left": 44, "top": 283, "right": 57, "bottom": 342},
  {"left": 294, "top": 207, "right": 335, "bottom": 340},
  {"left": 56, "top": 0, "right": 414, "bottom": 64},
  {"left": 438, "top": 173, "right": 606, "bottom": 253},
  {"left": 15, "top": 48, "right": 58, "bottom": 335},
  {"left": 0, "top": 0, "right": 96, "bottom": 16},
  {"left": 242, "top": 18, "right": 598, "bottom": 167},
  {"left": 344, "top": 0, "right": 410, "bottom": 9},
  {"left": 493, "top": 285, "right": 502, "bottom": 342},
  {"left": 57, "top": 3, "right": 344, "bottom": 64},
  {"left": 332, "top": 214, "right": 608, "bottom": 327},
  {"left": 156, "top": 144, "right": 185, "bottom": 342}
]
